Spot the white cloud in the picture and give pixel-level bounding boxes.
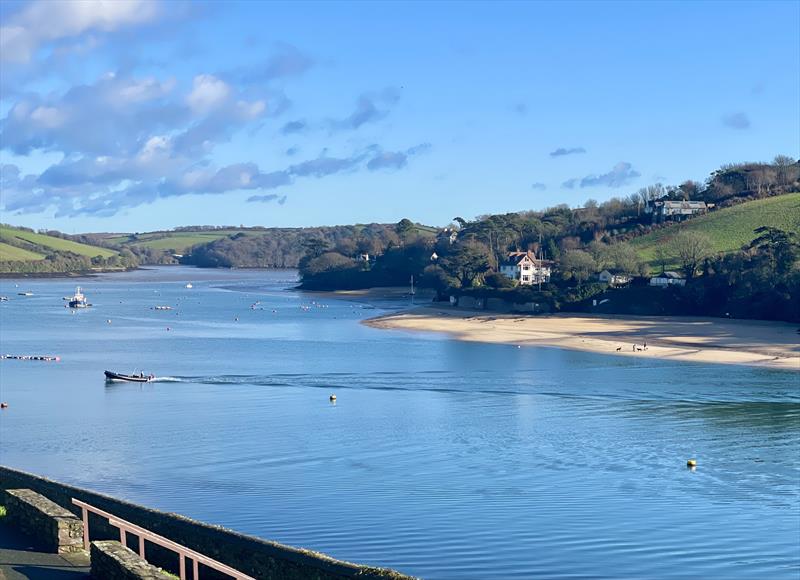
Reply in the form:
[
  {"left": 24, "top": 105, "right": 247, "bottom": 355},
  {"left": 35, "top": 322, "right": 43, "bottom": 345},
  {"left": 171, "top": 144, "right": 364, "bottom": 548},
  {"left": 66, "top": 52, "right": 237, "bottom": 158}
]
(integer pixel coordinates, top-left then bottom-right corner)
[
  {"left": 1, "top": 0, "right": 159, "bottom": 63},
  {"left": 187, "top": 74, "right": 231, "bottom": 113},
  {"left": 29, "top": 106, "right": 66, "bottom": 128}
]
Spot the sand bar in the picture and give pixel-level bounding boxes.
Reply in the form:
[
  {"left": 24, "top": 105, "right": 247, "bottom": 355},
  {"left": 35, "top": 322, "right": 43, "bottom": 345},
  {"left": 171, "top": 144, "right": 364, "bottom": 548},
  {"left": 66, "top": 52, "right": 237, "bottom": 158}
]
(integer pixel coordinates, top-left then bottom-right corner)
[{"left": 366, "top": 307, "right": 800, "bottom": 370}]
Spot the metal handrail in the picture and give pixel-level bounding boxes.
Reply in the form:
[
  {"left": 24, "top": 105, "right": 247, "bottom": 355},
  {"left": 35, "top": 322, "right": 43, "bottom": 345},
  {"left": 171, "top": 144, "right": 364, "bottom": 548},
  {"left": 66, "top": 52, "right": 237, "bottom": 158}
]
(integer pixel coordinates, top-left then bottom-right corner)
[{"left": 72, "top": 498, "right": 255, "bottom": 580}]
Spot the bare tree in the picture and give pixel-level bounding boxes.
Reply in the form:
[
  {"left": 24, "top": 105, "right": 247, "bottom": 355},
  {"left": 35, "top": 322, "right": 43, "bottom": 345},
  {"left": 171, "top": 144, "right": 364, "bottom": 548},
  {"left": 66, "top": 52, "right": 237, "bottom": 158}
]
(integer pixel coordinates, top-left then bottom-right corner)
[
  {"left": 654, "top": 246, "right": 669, "bottom": 274},
  {"left": 774, "top": 155, "right": 796, "bottom": 187},
  {"left": 669, "top": 231, "right": 713, "bottom": 279},
  {"left": 643, "top": 183, "right": 666, "bottom": 202}
]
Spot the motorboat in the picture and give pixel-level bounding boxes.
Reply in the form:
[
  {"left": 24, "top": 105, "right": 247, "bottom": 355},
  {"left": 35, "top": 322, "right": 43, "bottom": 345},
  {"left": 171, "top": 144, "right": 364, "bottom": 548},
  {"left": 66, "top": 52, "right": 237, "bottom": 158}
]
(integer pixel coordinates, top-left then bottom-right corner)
[
  {"left": 68, "top": 287, "right": 90, "bottom": 308},
  {"left": 104, "top": 370, "right": 155, "bottom": 383}
]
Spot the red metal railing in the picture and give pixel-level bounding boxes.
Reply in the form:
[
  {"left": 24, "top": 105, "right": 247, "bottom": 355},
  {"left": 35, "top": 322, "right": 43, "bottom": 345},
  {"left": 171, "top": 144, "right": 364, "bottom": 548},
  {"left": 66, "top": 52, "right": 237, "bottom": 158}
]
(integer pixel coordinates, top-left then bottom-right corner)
[{"left": 72, "top": 498, "right": 255, "bottom": 580}]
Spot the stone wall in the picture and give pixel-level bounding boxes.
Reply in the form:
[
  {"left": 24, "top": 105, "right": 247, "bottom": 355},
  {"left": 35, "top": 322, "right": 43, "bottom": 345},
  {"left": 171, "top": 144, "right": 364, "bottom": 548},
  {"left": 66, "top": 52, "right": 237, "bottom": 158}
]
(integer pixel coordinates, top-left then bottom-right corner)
[
  {"left": 4, "top": 488, "right": 84, "bottom": 554},
  {"left": 0, "top": 465, "right": 414, "bottom": 580},
  {"left": 91, "top": 541, "right": 174, "bottom": 579}
]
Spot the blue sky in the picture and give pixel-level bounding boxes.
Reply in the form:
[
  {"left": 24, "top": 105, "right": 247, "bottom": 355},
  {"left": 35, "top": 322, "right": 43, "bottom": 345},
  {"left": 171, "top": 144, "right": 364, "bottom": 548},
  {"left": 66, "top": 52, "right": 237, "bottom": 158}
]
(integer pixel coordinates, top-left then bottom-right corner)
[{"left": 1, "top": 0, "right": 798, "bottom": 233}]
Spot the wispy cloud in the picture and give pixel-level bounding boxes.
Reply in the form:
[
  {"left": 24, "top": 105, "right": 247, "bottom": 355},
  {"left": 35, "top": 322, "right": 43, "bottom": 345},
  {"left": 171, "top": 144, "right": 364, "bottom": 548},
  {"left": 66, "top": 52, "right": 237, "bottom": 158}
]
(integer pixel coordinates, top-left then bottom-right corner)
[
  {"left": 0, "top": 0, "right": 160, "bottom": 63},
  {"left": 367, "top": 143, "right": 431, "bottom": 171},
  {"left": 531, "top": 182, "right": 546, "bottom": 191},
  {"left": 239, "top": 44, "right": 314, "bottom": 83},
  {"left": 722, "top": 112, "right": 750, "bottom": 130},
  {"left": 332, "top": 87, "right": 401, "bottom": 131},
  {"left": 564, "top": 162, "right": 640, "bottom": 189},
  {"left": 280, "top": 120, "right": 306, "bottom": 135},
  {"left": 550, "top": 147, "right": 586, "bottom": 157}
]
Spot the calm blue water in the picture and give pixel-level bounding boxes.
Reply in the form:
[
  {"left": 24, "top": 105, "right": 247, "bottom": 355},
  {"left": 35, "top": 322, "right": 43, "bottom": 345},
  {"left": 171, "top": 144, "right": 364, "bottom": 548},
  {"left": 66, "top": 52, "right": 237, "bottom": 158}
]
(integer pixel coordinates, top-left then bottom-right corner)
[{"left": 1, "top": 267, "right": 798, "bottom": 579}]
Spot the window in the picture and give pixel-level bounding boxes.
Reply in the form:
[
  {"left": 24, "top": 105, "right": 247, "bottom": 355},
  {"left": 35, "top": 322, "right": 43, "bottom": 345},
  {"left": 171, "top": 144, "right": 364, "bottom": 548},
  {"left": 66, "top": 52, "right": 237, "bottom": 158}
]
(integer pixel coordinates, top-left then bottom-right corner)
[{"left": 522, "top": 275, "right": 530, "bottom": 282}]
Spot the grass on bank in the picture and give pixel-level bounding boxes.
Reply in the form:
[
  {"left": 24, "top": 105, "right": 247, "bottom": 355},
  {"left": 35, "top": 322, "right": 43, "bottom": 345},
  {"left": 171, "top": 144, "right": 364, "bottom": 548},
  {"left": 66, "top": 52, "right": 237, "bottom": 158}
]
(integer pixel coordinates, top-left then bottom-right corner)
[
  {"left": 111, "top": 230, "right": 250, "bottom": 253},
  {"left": 630, "top": 192, "right": 800, "bottom": 268},
  {"left": 0, "top": 241, "right": 46, "bottom": 261},
  {"left": 0, "top": 225, "right": 117, "bottom": 259}
]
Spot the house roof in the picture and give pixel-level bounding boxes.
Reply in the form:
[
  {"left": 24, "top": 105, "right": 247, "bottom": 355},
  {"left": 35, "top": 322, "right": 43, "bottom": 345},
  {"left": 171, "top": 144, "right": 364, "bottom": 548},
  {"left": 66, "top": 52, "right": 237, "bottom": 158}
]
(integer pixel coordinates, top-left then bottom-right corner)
[
  {"left": 655, "top": 200, "right": 707, "bottom": 209},
  {"left": 503, "top": 251, "right": 553, "bottom": 266},
  {"left": 652, "top": 271, "right": 683, "bottom": 279}
]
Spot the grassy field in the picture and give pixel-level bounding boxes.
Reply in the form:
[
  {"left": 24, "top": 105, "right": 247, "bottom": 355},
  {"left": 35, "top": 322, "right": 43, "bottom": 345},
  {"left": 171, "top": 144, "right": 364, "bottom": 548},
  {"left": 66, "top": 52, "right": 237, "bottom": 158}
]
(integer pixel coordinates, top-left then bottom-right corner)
[
  {"left": 0, "top": 242, "right": 46, "bottom": 261},
  {"left": 630, "top": 193, "right": 800, "bottom": 268},
  {"left": 112, "top": 230, "right": 248, "bottom": 253},
  {"left": 0, "top": 225, "right": 117, "bottom": 259}
]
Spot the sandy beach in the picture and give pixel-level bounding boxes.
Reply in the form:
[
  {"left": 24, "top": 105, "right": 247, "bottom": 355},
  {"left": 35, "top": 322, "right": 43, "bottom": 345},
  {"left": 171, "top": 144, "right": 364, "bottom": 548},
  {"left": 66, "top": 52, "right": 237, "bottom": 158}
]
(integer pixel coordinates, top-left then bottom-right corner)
[{"left": 366, "top": 307, "right": 800, "bottom": 370}]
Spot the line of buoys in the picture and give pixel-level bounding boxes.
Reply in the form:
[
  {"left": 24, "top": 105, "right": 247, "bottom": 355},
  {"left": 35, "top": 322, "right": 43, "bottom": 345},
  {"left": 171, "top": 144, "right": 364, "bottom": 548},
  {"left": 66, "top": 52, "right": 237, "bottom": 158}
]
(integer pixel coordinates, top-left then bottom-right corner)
[{"left": 1, "top": 354, "right": 60, "bottom": 361}]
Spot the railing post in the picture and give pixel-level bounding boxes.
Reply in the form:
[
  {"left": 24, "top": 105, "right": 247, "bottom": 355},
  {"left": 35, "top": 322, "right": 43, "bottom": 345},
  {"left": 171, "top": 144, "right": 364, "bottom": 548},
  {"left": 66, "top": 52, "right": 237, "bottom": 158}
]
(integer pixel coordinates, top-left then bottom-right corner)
[
  {"left": 81, "top": 507, "right": 89, "bottom": 550},
  {"left": 120, "top": 528, "right": 126, "bottom": 545},
  {"left": 179, "top": 554, "right": 186, "bottom": 580},
  {"left": 193, "top": 558, "right": 199, "bottom": 579},
  {"left": 139, "top": 535, "right": 145, "bottom": 558}
]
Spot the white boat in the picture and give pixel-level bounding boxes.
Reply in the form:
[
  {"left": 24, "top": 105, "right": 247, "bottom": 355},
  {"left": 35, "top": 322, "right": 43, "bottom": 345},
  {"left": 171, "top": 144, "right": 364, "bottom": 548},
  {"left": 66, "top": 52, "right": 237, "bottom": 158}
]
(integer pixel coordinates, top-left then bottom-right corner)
[
  {"left": 185, "top": 283, "right": 193, "bottom": 289},
  {"left": 68, "top": 287, "right": 89, "bottom": 308}
]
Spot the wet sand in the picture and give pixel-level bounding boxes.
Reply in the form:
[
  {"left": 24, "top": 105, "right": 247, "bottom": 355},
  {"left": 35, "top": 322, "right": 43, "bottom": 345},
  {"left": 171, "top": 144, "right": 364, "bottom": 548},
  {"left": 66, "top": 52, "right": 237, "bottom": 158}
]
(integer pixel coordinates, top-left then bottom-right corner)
[{"left": 366, "top": 308, "right": 800, "bottom": 370}]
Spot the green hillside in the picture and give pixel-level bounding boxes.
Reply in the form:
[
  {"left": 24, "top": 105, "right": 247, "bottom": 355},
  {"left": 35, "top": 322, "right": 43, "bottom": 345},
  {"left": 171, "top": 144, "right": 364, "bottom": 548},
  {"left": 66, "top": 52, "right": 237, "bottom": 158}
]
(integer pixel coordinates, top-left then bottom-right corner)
[
  {"left": 112, "top": 230, "right": 248, "bottom": 253},
  {"left": 0, "top": 242, "right": 45, "bottom": 261},
  {"left": 630, "top": 193, "right": 800, "bottom": 267},
  {"left": 0, "top": 225, "right": 117, "bottom": 259}
]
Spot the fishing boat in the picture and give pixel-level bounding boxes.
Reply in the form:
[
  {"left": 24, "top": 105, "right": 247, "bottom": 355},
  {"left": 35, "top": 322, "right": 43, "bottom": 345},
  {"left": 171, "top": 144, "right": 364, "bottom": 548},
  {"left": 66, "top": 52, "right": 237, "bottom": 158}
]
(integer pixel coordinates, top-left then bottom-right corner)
[
  {"left": 104, "top": 370, "right": 155, "bottom": 383},
  {"left": 68, "top": 287, "right": 89, "bottom": 308},
  {"left": 18, "top": 291, "right": 33, "bottom": 296}
]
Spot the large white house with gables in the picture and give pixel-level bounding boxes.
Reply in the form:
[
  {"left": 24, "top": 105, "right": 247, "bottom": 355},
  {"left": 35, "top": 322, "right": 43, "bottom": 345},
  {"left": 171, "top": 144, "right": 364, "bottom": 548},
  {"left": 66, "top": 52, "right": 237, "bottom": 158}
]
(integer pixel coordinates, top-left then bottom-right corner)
[{"left": 499, "top": 251, "right": 552, "bottom": 285}]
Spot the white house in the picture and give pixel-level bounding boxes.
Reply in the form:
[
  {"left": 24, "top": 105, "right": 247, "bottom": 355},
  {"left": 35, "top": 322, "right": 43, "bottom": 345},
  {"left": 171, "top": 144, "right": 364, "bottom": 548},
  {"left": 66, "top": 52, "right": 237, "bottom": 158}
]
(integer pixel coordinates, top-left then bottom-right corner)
[
  {"left": 598, "top": 269, "right": 632, "bottom": 287},
  {"left": 500, "top": 251, "right": 552, "bottom": 285},
  {"left": 646, "top": 200, "right": 713, "bottom": 222},
  {"left": 649, "top": 271, "right": 686, "bottom": 287}
]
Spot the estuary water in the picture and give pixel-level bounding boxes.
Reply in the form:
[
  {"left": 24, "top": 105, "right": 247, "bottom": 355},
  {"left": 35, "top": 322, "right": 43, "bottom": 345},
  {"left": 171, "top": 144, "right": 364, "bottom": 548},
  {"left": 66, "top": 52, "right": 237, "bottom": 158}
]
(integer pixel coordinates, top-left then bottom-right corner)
[{"left": 0, "top": 266, "right": 798, "bottom": 579}]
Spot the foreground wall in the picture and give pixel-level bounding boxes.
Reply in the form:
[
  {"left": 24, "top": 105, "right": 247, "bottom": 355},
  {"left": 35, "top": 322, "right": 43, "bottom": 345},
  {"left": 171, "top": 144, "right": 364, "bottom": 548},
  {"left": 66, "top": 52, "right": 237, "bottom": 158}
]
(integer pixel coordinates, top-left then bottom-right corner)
[{"left": 0, "top": 465, "right": 413, "bottom": 580}]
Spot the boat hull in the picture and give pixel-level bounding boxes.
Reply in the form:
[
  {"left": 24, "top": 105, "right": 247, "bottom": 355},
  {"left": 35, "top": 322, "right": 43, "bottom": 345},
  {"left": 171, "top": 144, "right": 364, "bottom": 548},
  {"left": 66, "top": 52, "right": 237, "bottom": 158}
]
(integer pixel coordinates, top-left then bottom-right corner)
[{"left": 104, "top": 371, "right": 152, "bottom": 382}]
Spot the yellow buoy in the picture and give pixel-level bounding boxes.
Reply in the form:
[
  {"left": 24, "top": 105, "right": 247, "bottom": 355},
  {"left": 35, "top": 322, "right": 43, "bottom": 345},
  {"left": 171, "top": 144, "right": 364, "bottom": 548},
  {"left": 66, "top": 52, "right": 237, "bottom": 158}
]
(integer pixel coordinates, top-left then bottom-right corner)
[{"left": 687, "top": 459, "right": 697, "bottom": 468}]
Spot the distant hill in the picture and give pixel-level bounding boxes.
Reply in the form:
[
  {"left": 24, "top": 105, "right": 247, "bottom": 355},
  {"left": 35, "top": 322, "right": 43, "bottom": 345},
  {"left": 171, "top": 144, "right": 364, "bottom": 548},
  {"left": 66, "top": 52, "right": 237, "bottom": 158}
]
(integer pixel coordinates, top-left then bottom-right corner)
[
  {"left": 0, "top": 225, "right": 118, "bottom": 260},
  {"left": 630, "top": 193, "right": 800, "bottom": 268},
  {"left": 106, "top": 229, "right": 250, "bottom": 254},
  {"left": 0, "top": 224, "right": 130, "bottom": 274}
]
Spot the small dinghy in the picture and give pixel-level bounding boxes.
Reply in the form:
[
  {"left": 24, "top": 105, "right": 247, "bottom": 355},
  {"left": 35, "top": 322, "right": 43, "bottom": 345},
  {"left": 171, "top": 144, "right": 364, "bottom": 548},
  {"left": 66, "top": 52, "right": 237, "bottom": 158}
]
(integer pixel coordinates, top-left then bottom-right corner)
[{"left": 104, "top": 370, "right": 154, "bottom": 383}]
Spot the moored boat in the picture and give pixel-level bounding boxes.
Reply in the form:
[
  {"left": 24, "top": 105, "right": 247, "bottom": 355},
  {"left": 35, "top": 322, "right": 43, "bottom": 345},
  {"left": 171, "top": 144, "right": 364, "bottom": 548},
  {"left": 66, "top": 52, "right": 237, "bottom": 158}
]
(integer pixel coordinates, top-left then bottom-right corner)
[
  {"left": 68, "top": 287, "right": 90, "bottom": 308},
  {"left": 104, "top": 370, "right": 155, "bottom": 382}
]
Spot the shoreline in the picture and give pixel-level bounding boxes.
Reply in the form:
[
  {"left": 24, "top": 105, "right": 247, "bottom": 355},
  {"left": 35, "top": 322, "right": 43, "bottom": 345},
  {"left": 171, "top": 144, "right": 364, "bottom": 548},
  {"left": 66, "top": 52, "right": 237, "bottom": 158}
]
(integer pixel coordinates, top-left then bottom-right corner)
[
  {"left": 365, "top": 307, "right": 800, "bottom": 370},
  {"left": 0, "top": 266, "right": 139, "bottom": 279}
]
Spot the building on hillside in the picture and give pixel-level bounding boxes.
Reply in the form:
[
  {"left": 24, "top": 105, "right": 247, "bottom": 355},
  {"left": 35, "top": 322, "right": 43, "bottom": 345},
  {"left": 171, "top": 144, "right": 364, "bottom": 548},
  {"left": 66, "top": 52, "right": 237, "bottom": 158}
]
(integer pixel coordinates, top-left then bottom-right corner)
[
  {"left": 430, "top": 252, "right": 439, "bottom": 261},
  {"left": 438, "top": 228, "right": 458, "bottom": 244},
  {"left": 499, "top": 251, "right": 552, "bottom": 285},
  {"left": 598, "top": 269, "right": 632, "bottom": 287},
  {"left": 646, "top": 200, "right": 713, "bottom": 222},
  {"left": 649, "top": 271, "right": 686, "bottom": 287}
]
